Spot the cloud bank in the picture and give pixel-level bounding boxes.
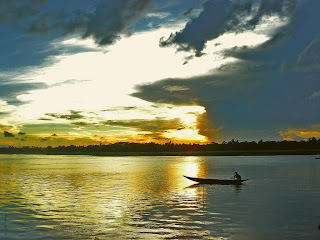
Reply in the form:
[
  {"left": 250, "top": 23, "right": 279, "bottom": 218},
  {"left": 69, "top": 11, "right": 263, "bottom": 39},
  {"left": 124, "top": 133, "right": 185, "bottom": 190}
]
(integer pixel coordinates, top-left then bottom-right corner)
[{"left": 134, "top": 0, "right": 320, "bottom": 141}]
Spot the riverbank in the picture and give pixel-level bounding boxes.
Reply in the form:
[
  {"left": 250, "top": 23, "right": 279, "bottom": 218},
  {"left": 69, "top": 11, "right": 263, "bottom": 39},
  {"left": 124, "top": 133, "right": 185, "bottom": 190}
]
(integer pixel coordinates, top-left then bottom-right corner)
[{"left": 1, "top": 149, "right": 320, "bottom": 156}]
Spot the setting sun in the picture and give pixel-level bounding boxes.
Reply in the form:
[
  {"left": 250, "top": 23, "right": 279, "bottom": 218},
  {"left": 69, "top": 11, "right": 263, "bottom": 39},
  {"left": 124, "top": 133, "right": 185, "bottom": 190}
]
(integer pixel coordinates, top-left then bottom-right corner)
[{"left": 164, "top": 128, "right": 208, "bottom": 143}]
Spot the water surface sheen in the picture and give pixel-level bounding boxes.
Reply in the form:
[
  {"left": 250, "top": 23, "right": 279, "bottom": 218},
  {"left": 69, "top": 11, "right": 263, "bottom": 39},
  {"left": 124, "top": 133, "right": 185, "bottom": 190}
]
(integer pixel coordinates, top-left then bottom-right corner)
[{"left": 0, "top": 155, "right": 320, "bottom": 239}]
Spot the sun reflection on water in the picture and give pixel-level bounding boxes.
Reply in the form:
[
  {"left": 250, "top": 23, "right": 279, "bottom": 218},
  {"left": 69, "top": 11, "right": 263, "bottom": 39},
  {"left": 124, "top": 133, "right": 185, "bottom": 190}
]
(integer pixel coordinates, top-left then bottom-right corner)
[{"left": 0, "top": 155, "right": 218, "bottom": 239}]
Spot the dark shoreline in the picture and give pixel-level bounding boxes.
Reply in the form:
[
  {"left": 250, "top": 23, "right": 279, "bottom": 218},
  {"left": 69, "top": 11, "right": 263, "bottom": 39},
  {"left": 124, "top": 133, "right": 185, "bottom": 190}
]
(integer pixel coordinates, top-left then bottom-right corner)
[
  {"left": 1, "top": 149, "right": 320, "bottom": 156},
  {"left": 1, "top": 139, "right": 319, "bottom": 156}
]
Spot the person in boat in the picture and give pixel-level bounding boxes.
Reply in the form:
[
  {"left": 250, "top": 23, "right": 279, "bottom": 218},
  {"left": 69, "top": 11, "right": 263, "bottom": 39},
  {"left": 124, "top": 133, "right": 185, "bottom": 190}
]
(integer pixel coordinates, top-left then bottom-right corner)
[{"left": 233, "top": 172, "right": 241, "bottom": 180}]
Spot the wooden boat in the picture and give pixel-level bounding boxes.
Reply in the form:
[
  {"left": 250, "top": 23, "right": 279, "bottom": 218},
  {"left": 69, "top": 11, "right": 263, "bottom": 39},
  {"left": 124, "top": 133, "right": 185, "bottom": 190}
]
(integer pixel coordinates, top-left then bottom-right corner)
[{"left": 184, "top": 175, "right": 247, "bottom": 185}]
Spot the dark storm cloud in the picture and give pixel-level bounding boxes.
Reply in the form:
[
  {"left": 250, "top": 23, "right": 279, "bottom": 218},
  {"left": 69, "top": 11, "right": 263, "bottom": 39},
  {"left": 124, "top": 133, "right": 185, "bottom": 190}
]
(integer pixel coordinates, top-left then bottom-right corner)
[
  {"left": 0, "top": 0, "right": 46, "bottom": 23},
  {"left": 134, "top": 0, "right": 320, "bottom": 141},
  {"left": 0, "top": 0, "right": 216, "bottom": 51},
  {"left": 132, "top": 79, "right": 196, "bottom": 105},
  {"left": 196, "top": 112, "right": 216, "bottom": 141},
  {"left": 28, "top": 12, "right": 55, "bottom": 34},
  {"left": 132, "top": 71, "right": 252, "bottom": 105},
  {"left": 78, "top": 0, "right": 152, "bottom": 45},
  {"left": 134, "top": 71, "right": 319, "bottom": 141},
  {"left": 160, "top": 0, "right": 300, "bottom": 55},
  {"left": 0, "top": 0, "right": 152, "bottom": 47}
]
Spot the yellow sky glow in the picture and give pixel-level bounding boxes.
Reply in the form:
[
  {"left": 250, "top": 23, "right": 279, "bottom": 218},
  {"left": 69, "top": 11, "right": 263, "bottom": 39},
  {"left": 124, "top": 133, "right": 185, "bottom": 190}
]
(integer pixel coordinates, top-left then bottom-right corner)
[{"left": 1, "top": 26, "right": 271, "bottom": 146}]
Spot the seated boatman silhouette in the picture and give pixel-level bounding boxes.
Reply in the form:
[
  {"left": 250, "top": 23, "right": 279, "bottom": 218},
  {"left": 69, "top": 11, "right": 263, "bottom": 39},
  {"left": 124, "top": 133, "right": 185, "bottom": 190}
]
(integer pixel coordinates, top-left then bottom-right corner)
[{"left": 233, "top": 172, "right": 241, "bottom": 181}]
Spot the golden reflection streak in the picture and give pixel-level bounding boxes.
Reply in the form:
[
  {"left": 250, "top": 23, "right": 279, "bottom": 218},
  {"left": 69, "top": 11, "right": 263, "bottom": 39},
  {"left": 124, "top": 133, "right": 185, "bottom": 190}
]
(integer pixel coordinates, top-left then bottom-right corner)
[
  {"left": 126, "top": 156, "right": 209, "bottom": 195},
  {"left": 178, "top": 156, "right": 209, "bottom": 196}
]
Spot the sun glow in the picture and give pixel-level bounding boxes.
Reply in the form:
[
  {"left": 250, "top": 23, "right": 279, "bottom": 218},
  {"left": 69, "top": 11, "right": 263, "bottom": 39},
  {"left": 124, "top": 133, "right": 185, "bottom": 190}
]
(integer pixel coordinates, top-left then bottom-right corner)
[{"left": 164, "top": 128, "right": 208, "bottom": 143}]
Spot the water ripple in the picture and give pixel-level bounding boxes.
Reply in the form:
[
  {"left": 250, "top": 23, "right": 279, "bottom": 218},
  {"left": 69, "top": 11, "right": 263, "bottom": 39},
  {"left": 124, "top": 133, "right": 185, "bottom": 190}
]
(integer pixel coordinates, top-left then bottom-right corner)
[{"left": 1, "top": 155, "right": 320, "bottom": 239}]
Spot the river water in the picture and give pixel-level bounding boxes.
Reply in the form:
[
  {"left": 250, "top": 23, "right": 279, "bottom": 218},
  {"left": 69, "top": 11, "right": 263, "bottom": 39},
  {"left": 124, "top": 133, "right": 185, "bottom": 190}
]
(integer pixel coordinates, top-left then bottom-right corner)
[{"left": 0, "top": 154, "right": 320, "bottom": 239}]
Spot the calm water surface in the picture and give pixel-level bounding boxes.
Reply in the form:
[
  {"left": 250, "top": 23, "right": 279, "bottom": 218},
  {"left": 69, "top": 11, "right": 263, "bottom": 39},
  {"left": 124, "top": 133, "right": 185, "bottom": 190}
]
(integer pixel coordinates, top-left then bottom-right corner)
[{"left": 0, "top": 155, "right": 320, "bottom": 239}]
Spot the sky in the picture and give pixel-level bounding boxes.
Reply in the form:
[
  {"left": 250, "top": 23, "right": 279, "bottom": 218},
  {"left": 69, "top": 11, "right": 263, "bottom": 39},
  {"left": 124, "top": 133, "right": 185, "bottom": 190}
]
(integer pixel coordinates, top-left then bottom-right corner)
[{"left": 0, "top": 0, "right": 319, "bottom": 147}]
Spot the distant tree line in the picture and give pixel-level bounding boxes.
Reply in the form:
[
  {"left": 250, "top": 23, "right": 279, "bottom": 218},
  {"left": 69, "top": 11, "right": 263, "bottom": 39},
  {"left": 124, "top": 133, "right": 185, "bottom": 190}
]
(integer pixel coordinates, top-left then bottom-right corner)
[{"left": 0, "top": 138, "right": 320, "bottom": 155}]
